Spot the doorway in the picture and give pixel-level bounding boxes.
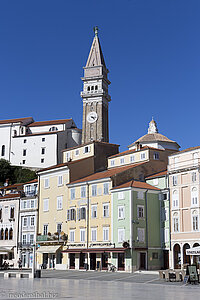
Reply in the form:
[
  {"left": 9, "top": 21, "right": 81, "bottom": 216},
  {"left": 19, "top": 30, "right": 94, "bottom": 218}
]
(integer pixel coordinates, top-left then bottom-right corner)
[
  {"left": 118, "top": 253, "right": 125, "bottom": 271},
  {"left": 69, "top": 253, "right": 75, "bottom": 269},
  {"left": 43, "top": 253, "right": 48, "bottom": 269},
  {"left": 163, "top": 250, "right": 169, "bottom": 270},
  {"left": 90, "top": 253, "right": 96, "bottom": 270},
  {"left": 102, "top": 253, "right": 108, "bottom": 270},
  {"left": 139, "top": 253, "right": 146, "bottom": 270},
  {"left": 79, "top": 253, "right": 85, "bottom": 269}
]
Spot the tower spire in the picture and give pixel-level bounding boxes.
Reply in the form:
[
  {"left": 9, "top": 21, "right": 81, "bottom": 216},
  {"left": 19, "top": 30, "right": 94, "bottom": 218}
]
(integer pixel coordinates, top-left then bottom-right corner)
[
  {"left": 148, "top": 118, "right": 158, "bottom": 134},
  {"left": 93, "top": 26, "right": 98, "bottom": 37}
]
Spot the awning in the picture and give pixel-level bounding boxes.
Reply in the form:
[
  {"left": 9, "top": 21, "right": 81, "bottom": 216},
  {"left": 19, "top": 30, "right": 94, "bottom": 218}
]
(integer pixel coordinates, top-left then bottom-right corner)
[
  {"left": 186, "top": 246, "right": 200, "bottom": 256},
  {"left": 0, "top": 247, "right": 13, "bottom": 254},
  {"left": 62, "top": 248, "right": 126, "bottom": 254},
  {"left": 37, "top": 245, "right": 61, "bottom": 254}
]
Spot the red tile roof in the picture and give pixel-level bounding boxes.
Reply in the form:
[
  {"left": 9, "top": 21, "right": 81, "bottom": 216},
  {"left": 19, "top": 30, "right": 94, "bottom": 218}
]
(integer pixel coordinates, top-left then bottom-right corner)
[
  {"left": 0, "top": 117, "right": 33, "bottom": 125},
  {"left": 28, "top": 119, "right": 72, "bottom": 127},
  {"left": 0, "top": 193, "right": 20, "bottom": 199},
  {"left": 24, "top": 179, "right": 38, "bottom": 184},
  {"left": 145, "top": 170, "right": 167, "bottom": 179},
  {"left": 112, "top": 180, "right": 160, "bottom": 191},
  {"left": 69, "top": 162, "right": 146, "bottom": 184},
  {"left": 108, "top": 146, "right": 163, "bottom": 159},
  {"left": 0, "top": 183, "right": 23, "bottom": 190}
]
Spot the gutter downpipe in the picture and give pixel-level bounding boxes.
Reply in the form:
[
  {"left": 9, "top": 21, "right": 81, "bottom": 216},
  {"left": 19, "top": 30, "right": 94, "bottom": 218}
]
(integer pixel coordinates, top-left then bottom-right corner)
[
  {"left": 86, "top": 182, "right": 89, "bottom": 269},
  {"left": 145, "top": 189, "right": 148, "bottom": 270}
]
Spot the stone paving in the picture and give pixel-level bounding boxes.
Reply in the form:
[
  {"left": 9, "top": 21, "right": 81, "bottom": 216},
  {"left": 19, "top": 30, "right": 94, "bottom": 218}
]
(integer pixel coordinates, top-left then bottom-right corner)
[{"left": 0, "top": 270, "right": 199, "bottom": 300}]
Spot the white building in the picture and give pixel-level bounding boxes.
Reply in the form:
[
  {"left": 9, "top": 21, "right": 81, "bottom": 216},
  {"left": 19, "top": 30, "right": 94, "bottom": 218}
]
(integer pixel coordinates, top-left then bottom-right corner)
[
  {"left": 18, "top": 179, "right": 38, "bottom": 268},
  {"left": 0, "top": 193, "right": 20, "bottom": 268},
  {"left": 0, "top": 117, "right": 81, "bottom": 169}
]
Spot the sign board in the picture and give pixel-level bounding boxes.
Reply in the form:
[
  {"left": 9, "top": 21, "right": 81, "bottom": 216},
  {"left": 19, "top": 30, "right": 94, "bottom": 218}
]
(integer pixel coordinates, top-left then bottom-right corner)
[
  {"left": 183, "top": 275, "right": 189, "bottom": 284},
  {"left": 186, "top": 246, "right": 200, "bottom": 255}
]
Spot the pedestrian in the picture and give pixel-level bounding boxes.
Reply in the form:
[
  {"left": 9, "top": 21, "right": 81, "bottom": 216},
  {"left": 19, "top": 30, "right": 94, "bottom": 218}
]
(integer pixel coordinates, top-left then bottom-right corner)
[{"left": 17, "top": 258, "right": 22, "bottom": 270}]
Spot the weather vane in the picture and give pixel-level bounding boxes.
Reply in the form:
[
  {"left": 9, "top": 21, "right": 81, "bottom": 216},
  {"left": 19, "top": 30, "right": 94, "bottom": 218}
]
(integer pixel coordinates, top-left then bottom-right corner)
[{"left": 93, "top": 26, "right": 98, "bottom": 37}]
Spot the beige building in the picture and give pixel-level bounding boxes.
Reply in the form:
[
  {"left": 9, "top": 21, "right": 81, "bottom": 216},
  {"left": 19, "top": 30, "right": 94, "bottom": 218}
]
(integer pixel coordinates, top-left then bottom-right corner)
[{"left": 168, "top": 146, "right": 200, "bottom": 269}]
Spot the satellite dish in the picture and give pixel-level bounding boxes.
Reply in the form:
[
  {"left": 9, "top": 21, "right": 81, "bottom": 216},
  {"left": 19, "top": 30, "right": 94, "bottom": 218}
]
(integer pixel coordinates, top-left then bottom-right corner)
[{"left": 4, "top": 183, "right": 8, "bottom": 187}]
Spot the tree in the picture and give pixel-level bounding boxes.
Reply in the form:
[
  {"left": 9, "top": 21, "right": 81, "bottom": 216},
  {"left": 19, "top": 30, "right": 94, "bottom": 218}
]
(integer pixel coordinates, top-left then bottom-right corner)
[{"left": 0, "top": 159, "right": 36, "bottom": 186}]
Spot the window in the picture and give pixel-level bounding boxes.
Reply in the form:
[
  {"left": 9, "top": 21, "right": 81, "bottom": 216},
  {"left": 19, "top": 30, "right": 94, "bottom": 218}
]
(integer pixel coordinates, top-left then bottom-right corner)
[
  {"left": 57, "top": 223, "right": 62, "bottom": 234},
  {"left": 95, "top": 85, "right": 98, "bottom": 90},
  {"left": 0, "top": 208, "right": 2, "bottom": 219},
  {"left": 191, "top": 187, "right": 198, "bottom": 206},
  {"left": 42, "top": 138, "right": 45, "bottom": 142},
  {"left": 75, "top": 149, "right": 79, "bottom": 156},
  {"left": 70, "top": 230, "right": 75, "bottom": 242},
  {"left": 78, "top": 207, "right": 86, "bottom": 220},
  {"left": 57, "top": 196, "right": 63, "bottom": 210},
  {"left": 41, "top": 158, "right": 44, "bottom": 163},
  {"left": 30, "top": 217, "right": 35, "bottom": 226},
  {"left": 67, "top": 208, "right": 76, "bottom": 221},
  {"left": 140, "top": 153, "right": 146, "bottom": 160},
  {"left": 103, "top": 183, "right": 109, "bottom": 195},
  {"left": 118, "top": 192, "right": 124, "bottom": 200},
  {"left": 91, "top": 205, "right": 97, "bottom": 218},
  {"left": 137, "top": 191, "right": 144, "bottom": 199},
  {"left": 23, "top": 149, "right": 26, "bottom": 156},
  {"left": 81, "top": 186, "right": 86, "bottom": 198},
  {"left": 10, "top": 207, "right": 14, "bottom": 218},
  {"left": 22, "top": 234, "right": 27, "bottom": 245},
  {"left": 9, "top": 228, "right": 13, "bottom": 240},
  {"left": 30, "top": 234, "right": 34, "bottom": 245},
  {"left": 87, "top": 86, "right": 90, "bottom": 91},
  {"left": 118, "top": 228, "right": 125, "bottom": 243},
  {"left": 84, "top": 146, "right": 90, "bottom": 153},
  {"left": 41, "top": 148, "right": 45, "bottom": 155},
  {"left": 91, "top": 86, "right": 94, "bottom": 90},
  {"left": 103, "top": 204, "right": 109, "bottom": 217},
  {"left": 172, "top": 175, "right": 178, "bottom": 186},
  {"left": 44, "top": 178, "right": 49, "bottom": 189},
  {"left": 5, "top": 228, "right": 8, "bottom": 240},
  {"left": 153, "top": 152, "right": 159, "bottom": 160},
  {"left": 103, "top": 227, "right": 109, "bottom": 241},
  {"left": 91, "top": 228, "right": 97, "bottom": 242},
  {"left": 57, "top": 175, "right": 63, "bottom": 187},
  {"left": 192, "top": 213, "right": 199, "bottom": 231},
  {"left": 120, "top": 157, "right": 125, "bottom": 165},
  {"left": 110, "top": 159, "right": 115, "bottom": 167},
  {"left": 23, "top": 201, "right": 27, "bottom": 209},
  {"left": 43, "top": 224, "right": 48, "bottom": 235},
  {"left": 65, "top": 152, "right": 71, "bottom": 162},
  {"left": 118, "top": 206, "right": 125, "bottom": 219},
  {"left": 137, "top": 206, "right": 144, "bottom": 218},
  {"left": 22, "top": 160, "right": 26, "bottom": 164},
  {"left": 130, "top": 155, "right": 135, "bottom": 163},
  {"left": 137, "top": 228, "right": 145, "bottom": 242},
  {"left": 31, "top": 200, "right": 35, "bottom": 209},
  {"left": 92, "top": 185, "right": 97, "bottom": 197},
  {"left": 80, "top": 229, "right": 85, "bottom": 242},
  {"left": 23, "top": 217, "right": 27, "bottom": 227},
  {"left": 173, "top": 213, "right": 179, "bottom": 232},
  {"left": 43, "top": 198, "right": 49, "bottom": 212},
  {"left": 192, "top": 172, "right": 197, "bottom": 182},
  {"left": 162, "top": 208, "right": 168, "bottom": 221},
  {"left": 49, "top": 126, "right": 58, "bottom": 132},
  {"left": 172, "top": 190, "right": 179, "bottom": 208},
  {"left": 163, "top": 193, "right": 167, "bottom": 200},
  {"left": 1, "top": 145, "right": 5, "bottom": 156},
  {"left": 24, "top": 139, "right": 27, "bottom": 143},
  {"left": 164, "top": 229, "right": 169, "bottom": 243},
  {"left": 70, "top": 188, "right": 75, "bottom": 200}
]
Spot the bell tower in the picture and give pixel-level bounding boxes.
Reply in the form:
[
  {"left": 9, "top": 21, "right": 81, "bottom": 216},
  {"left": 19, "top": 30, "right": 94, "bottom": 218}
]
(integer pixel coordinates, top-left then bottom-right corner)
[{"left": 81, "top": 27, "right": 111, "bottom": 144}]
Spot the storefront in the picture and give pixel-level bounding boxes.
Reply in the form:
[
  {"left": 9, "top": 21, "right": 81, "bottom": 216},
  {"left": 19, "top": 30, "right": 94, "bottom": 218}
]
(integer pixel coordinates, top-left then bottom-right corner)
[{"left": 37, "top": 245, "right": 62, "bottom": 269}]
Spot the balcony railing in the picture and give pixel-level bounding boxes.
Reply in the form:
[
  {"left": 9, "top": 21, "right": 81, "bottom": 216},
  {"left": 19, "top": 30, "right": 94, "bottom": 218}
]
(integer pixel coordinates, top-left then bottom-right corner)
[{"left": 37, "top": 234, "right": 68, "bottom": 242}]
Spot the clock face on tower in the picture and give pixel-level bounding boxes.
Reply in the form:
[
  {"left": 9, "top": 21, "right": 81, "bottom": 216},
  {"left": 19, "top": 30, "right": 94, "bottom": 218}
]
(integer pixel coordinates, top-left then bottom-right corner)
[{"left": 87, "top": 111, "right": 98, "bottom": 123}]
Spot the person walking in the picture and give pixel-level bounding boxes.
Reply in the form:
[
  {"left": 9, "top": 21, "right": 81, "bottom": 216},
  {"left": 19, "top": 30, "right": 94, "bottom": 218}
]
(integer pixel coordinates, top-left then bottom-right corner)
[{"left": 18, "top": 258, "right": 22, "bottom": 270}]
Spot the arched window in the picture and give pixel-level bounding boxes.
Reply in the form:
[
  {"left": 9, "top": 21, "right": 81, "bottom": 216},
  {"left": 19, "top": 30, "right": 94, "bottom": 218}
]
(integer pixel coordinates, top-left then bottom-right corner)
[
  {"left": 95, "top": 85, "right": 98, "bottom": 90},
  {"left": 87, "top": 86, "right": 90, "bottom": 91},
  {"left": 173, "top": 212, "right": 179, "bottom": 232},
  {"left": 0, "top": 208, "right": 2, "bottom": 219},
  {"left": 13, "top": 130, "right": 17, "bottom": 136},
  {"left": 5, "top": 228, "right": 8, "bottom": 240},
  {"left": 172, "top": 190, "right": 179, "bottom": 208},
  {"left": 173, "top": 244, "right": 181, "bottom": 269},
  {"left": 191, "top": 187, "right": 198, "bottom": 206},
  {"left": 0, "top": 229, "right": 4, "bottom": 240},
  {"left": 1, "top": 145, "right": 5, "bottom": 156},
  {"left": 9, "top": 228, "right": 13, "bottom": 240},
  {"left": 10, "top": 207, "right": 14, "bottom": 219}
]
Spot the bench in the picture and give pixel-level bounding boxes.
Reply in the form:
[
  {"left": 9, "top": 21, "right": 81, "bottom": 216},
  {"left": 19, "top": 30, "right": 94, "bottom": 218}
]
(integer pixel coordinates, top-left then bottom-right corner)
[{"left": 4, "top": 272, "right": 33, "bottom": 279}]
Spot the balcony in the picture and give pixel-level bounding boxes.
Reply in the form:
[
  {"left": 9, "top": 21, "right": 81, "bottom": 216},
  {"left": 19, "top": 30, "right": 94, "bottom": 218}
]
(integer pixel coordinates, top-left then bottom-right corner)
[
  {"left": 37, "top": 233, "right": 68, "bottom": 243},
  {"left": 21, "top": 191, "right": 37, "bottom": 199},
  {"left": 168, "top": 158, "right": 200, "bottom": 173}
]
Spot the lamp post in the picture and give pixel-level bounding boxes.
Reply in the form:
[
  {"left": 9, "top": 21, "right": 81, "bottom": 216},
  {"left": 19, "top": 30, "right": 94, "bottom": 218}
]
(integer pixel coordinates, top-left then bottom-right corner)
[{"left": 31, "top": 244, "right": 36, "bottom": 278}]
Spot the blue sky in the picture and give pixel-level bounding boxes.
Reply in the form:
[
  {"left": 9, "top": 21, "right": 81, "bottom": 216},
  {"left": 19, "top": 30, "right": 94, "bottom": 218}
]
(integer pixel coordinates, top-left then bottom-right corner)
[{"left": 0, "top": 0, "right": 200, "bottom": 151}]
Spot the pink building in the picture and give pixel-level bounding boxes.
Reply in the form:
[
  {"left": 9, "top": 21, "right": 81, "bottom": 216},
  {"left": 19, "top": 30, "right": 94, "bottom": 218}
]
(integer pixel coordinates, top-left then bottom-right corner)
[{"left": 168, "top": 146, "right": 200, "bottom": 269}]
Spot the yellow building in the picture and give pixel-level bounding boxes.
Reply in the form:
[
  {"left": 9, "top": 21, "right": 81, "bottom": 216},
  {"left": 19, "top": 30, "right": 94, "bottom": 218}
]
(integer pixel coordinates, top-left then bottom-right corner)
[{"left": 37, "top": 163, "right": 69, "bottom": 270}]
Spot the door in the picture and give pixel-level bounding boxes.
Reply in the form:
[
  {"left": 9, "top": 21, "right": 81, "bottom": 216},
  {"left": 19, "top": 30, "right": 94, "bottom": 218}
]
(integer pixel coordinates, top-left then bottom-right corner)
[
  {"left": 90, "top": 253, "right": 96, "bottom": 270},
  {"left": 140, "top": 253, "right": 146, "bottom": 270},
  {"left": 69, "top": 253, "right": 75, "bottom": 269},
  {"left": 79, "top": 253, "right": 85, "bottom": 269},
  {"left": 43, "top": 253, "right": 48, "bottom": 269},
  {"left": 102, "top": 253, "right": 108, "bottom": 270},
  {"left": 118, "top": 253, "right": 125, "bottom": 271},
  {"left": 163, "top": 250, "right": 169, "bottom": 270}
]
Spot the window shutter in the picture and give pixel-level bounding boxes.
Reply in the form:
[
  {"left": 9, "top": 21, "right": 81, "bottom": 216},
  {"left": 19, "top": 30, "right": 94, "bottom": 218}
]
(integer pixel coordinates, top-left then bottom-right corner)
[{"left": 67, "top": 210, "right": 70, "bottom": 221}]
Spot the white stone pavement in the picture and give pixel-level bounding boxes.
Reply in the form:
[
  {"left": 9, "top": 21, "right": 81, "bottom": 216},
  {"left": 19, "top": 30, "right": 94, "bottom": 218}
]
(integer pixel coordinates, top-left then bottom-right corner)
[{"left": 0, "top": 278, "right": 199, "bottom": 300}]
